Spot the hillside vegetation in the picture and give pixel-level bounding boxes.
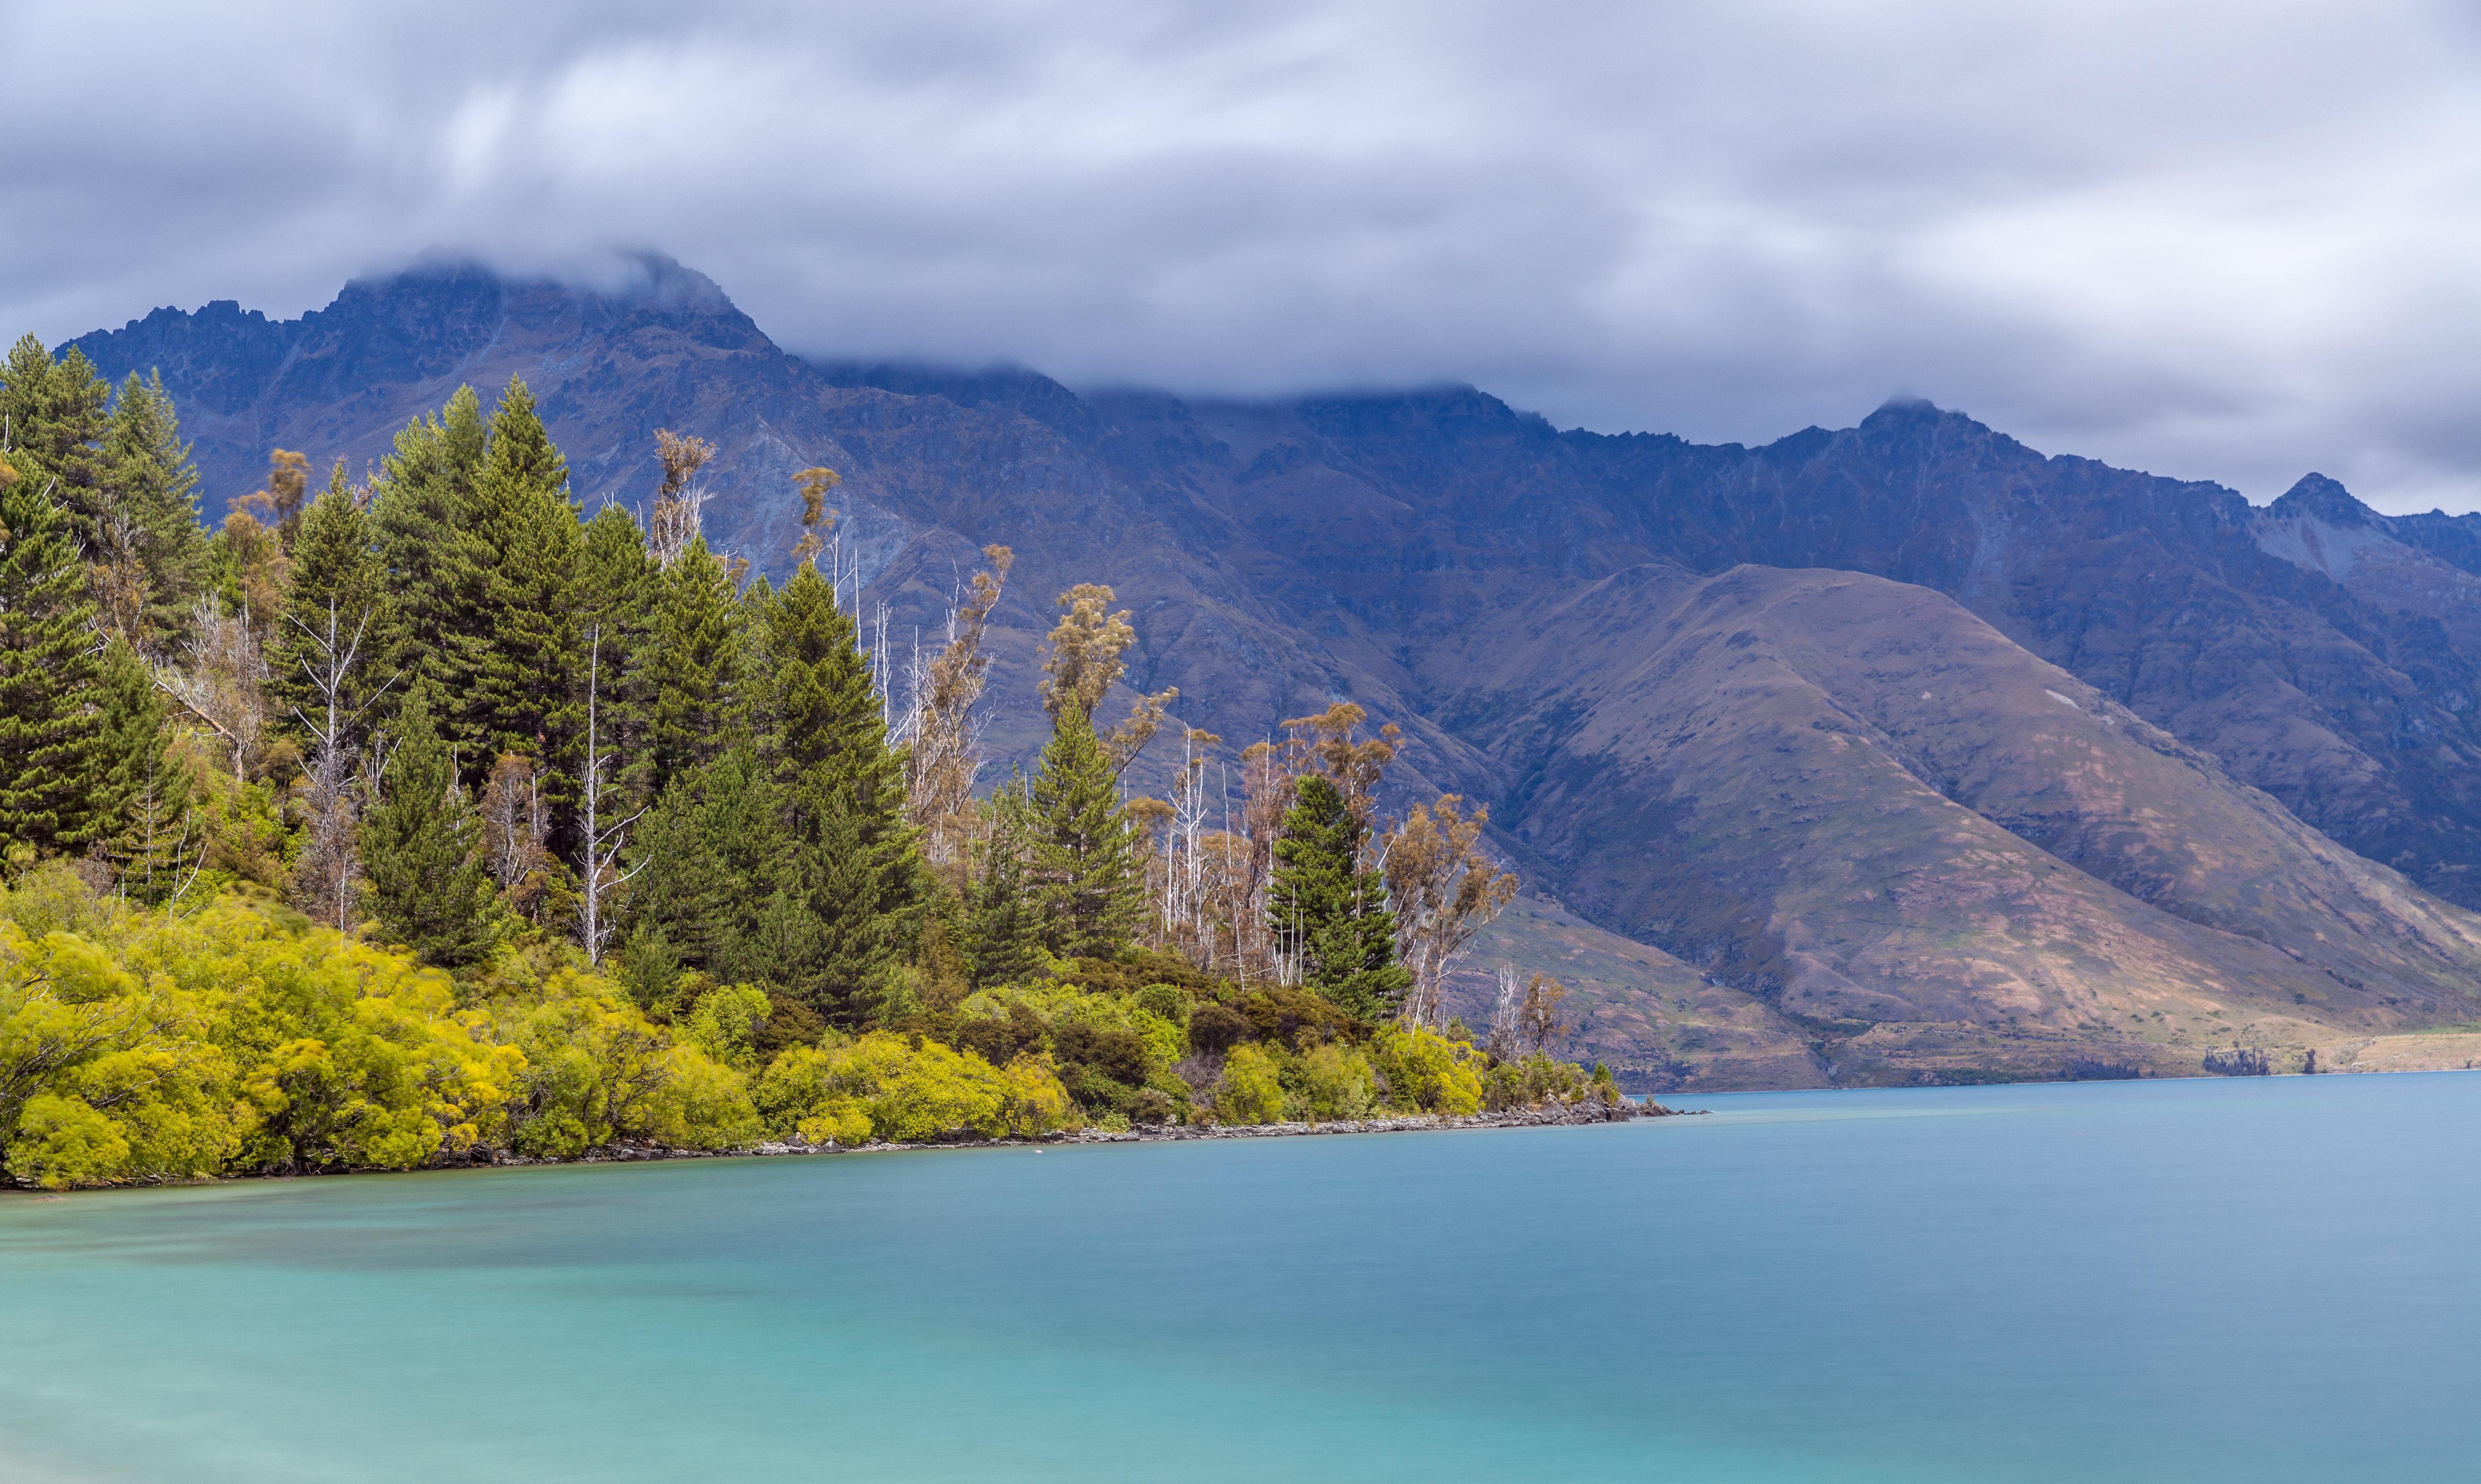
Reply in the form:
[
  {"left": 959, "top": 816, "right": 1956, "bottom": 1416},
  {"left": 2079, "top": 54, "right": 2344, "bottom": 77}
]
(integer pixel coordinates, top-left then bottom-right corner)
[{"left": 0, "top": 344, "right": 1605, "bottom": 1186}]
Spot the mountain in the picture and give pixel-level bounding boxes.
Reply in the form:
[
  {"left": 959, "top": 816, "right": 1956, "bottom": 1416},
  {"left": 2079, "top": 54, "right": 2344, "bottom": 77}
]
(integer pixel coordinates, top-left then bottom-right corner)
[{"left": 63, "top": 256, "right": 2481, "bottom": 1088}]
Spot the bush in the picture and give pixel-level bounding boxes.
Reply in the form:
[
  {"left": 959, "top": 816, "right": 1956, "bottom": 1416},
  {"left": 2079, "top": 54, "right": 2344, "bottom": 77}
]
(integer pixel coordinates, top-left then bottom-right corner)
[
  {"left": 1482, "top": 1051, "right": 1591, "bottom": 1111},
  {"left": 1293, "top": 1043, "right": 1379, "bottom": 1121},
  {"left": 1212, "top": 1043, "right": 1287, "bottom": 1125},
  {"left": 754, "top": 1032, "right": 1073, "bottom": 1145},
  {"left": 0, "top": 877, "right": 758, "bottom": 1186},
  {"left": 1371, "top": 1026, "right": 1484, "bottom": 1115},
  {"left": 1188, "top": 1000, "right": 1250, "bottom": 1055}
]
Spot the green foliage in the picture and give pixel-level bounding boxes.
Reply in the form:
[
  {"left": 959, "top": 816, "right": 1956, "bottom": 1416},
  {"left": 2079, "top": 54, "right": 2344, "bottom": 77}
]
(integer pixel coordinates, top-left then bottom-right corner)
[
  {"left": 1291, "top": 1042, "right": 1380, "bottom": 1121},
  {"left": 758, "top": 561, "right": 925, "bottom": 1019},
  {"left": 1027, "top": 707, "right": 1143, "bottom": 959},
  {"left": 0, "top": 336, "right": 110, "bottom": 551},
  {"left": 754, "top": 1031, "right": 1071, "bottom": 1144},
  {"left": 648, "top": 537, "right": 745, "bottom": 791},
  {"left": 269, "top": 478, "right": 391, "bottom": 740},
  {"left": 1270, "top": 774, "right": 1410, "bottom": 1019},
  {"left": 370, "top": 386, "right": 492, "bottom": 747},
  {"left": 0, "top": 460, "right": 110, "bottom": 857},
  {"left": 99, "top": 372, "right": 209, "bottom": 653},
  {"left": 361, "top": 689, "right": 492, "bottom": 968},
  {"left": 683, "top": 980, "right": 773, "bottom": 1072},
  {"left": 1481, "top": 1051, "right": 1606, "bottom": 1111},
  {"left": 625, "top": 747, "right": 790, "bottom": 984},
  {"left": 965, "top": 781, "right": 1044, "bottom": 987},
  {"left": 468, "top": 378, "right": 581, "bottom": 775}
]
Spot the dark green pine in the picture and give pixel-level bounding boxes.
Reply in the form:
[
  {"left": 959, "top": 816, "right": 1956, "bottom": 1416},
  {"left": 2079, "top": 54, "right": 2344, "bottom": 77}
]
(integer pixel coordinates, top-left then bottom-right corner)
[
  {"left": 0, "top": 461, "right": 110, "bottom": 858},
  {"left": 369, "top": 385, "right": 493, "bottom": 749},
  {"left": 468, "top": 378, "right": 581, "bottom": 758},
  {"left": 1269, "top": 773, "right": 1411, "bottom": 1020},
  {"left": 758, "top": 561, "right": 925, "bottom": 1022},
  {"left": 624, "top": 746, "right": 791, "bottom": 979},
  {"left": 1028, "top": 705, "right": 1144, "bottom": 960},
  {"left": 361, "top": 687, "right": 493, "bottom": 969},
  {"left": 93, "top": 634, "right": 191, "bottom": 897},
  {"left": 0, "top": 335, "right": 111, "bottom": 553},
  {"left": 269, "top": 480, "right": 393, "bottom": 743},
  {"left": 99, "top": 372, "right": 209, "bottom": 655},
  {"left": 646, "top": 536, "right": 745, "bottom": 793},
  {"left": 967, "top": 779, "right": 1045, "bottom": 988},
  {"left": 575, "top": 502, "right": 659, "bottom": 804}
]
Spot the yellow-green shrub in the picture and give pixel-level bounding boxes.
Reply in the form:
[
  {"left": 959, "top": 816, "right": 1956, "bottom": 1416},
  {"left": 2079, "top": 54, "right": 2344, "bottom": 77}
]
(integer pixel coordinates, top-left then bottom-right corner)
[
  {"left": 1371, "top": 1026, "right": 1484, "bottom": 1115},
  {"left": 0, "top": 876, "right": 757, "bottom": 1186},
  {"left": 1211, "top": 1043, "right": 1287, "bottom": 1125},
  {"left": 1294, "top": 1043, "right": 1379, "bottom": 1121},
  {"left": 755, "top": 1032, "right": 1073, "bottom": 1144}
]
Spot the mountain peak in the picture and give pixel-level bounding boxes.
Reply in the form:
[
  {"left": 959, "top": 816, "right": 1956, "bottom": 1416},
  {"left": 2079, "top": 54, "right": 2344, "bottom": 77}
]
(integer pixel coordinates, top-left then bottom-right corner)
[{"left": 2269, "top": 472, "right": 2375, "bottom": 527}]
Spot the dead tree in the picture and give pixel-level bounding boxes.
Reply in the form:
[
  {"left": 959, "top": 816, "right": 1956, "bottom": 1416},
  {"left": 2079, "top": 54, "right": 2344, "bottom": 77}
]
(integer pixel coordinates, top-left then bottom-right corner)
[{"left": 577, "top": 625, "right": 648, "bottom": 964}]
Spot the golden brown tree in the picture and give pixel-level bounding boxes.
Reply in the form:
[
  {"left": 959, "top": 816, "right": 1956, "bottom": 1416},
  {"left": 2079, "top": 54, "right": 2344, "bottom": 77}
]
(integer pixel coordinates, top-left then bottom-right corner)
[
  {"left": 1036, "top": 581, "right": 1177, "bottom": 777},
  {"left": 902, "top": 545, "right": 1012, "bottom": 881},
  {"left": 790, "top": 466, "right": 840, "bottom": 566},
  {"left": 1385, "top": 795, "right": 1519, "bottom": 1027},
  {"left": 236, "top": 449, "right": 312, "bottom": 549},
  {"left": 647, "top": 428, "right": 716, "bottom": 568}
]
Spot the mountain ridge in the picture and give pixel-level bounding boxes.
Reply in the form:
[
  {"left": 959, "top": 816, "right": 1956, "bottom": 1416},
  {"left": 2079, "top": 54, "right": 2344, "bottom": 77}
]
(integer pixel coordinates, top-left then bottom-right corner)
[{"left": 63, "top": 256, "right": 2481, "bottom": 1086}]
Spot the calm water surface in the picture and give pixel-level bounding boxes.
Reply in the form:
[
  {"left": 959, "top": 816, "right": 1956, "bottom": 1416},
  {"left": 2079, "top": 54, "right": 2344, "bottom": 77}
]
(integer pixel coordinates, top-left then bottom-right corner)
[{"left": 3, "top": 1073, "right": 2477, "bottom": 1482}]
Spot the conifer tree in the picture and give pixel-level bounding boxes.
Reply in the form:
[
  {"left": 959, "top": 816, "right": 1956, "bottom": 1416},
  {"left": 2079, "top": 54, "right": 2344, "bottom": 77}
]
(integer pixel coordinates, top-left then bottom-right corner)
[
  {"left": 1270, "top": 773, "right": 1410, "bottom": 1019},
  {"left": 94, "top": 636, "right": 195, "bottom": 902},
  {"left": 270, "top": 476, "right": 392, "bottom": 742},
  {"left": 625, "top": 746, "right": 790, "bottom": 981},
  {"left": 369, "top": 386, "right": 492, "bottom": 749},
  {"left": 0, "top": 336, "right": 110, "bottom": 551},
  {"left": 98, "top": 372, "right": 208, "bottom": 655},
  {"left": 758, "top": 559, "right": 925, "bottom": 1018},
  {"left": 361, "top": 688, "right": 491, "bottom": 968},
  {"left": 1027, "top": 705, "right": 1144, "bottom": 959},
  {"left": 467, "top": 378, "right": 581, "bottom": 774},
  {"left": 646, "top": 536, "right": 745, "bottom": 792},
  {"left": 0, "top": 454, "right": 110, "bottom": 859},
  {"left": 575, "top": 503, "right": 658, "bottom": 801},
  {"left": 967, "top": 781, "right": 1044, "bottom": 987}
]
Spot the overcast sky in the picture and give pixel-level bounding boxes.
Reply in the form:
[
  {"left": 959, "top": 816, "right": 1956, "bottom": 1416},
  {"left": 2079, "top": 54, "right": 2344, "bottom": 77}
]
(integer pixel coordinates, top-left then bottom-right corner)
[{"left": 5, "top": 0, "right": 2476, "bottom": 510}]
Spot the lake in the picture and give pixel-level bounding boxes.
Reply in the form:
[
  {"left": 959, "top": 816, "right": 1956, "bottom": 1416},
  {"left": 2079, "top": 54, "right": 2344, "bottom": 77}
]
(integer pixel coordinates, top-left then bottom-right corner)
[{"left": 2, "top": 1072, "right": 2475, "bottom": 1482}]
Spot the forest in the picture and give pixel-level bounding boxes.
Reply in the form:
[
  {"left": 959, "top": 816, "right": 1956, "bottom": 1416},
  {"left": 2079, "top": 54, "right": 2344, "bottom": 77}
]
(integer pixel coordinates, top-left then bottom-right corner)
[{"left": 0, "top": 338, "right": 1607, "bottom": 1189}]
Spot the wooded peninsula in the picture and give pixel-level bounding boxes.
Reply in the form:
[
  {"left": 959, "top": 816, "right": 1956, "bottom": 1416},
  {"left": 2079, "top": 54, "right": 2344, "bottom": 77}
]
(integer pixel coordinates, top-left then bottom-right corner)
[{"left": 0, "top": 339, "right": 1617, "bottom": 1190}]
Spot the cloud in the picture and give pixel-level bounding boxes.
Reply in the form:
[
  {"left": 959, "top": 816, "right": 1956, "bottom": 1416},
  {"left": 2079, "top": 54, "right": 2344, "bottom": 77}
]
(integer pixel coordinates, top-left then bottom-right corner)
[{"left": 4, "top": 0, "right": 2477, "bottom": 509}]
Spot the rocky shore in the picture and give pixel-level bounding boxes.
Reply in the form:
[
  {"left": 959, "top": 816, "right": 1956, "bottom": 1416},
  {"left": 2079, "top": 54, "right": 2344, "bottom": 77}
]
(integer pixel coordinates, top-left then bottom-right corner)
[{"left": 477, "top": 1097, "right": 1693, "bottom": 1169}]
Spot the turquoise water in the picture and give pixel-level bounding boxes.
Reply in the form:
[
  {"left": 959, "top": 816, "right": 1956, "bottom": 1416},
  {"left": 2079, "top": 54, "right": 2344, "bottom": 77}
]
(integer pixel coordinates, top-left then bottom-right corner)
[{"left": 2, "top": 1074, "right": 2476, "bottom": 1483}]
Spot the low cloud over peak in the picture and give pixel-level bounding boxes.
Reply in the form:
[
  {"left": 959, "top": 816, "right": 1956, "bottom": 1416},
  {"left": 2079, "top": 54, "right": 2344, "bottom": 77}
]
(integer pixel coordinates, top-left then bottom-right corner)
[{"left": 7, "top": 0, "right": 2477, "bottom": 511}]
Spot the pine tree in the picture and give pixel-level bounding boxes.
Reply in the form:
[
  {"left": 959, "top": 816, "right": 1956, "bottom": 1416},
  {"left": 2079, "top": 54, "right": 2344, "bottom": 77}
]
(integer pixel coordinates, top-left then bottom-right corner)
[
  {"left": 361, "top": 688, "right": 491, "bottom": 968},
  {"left": 966, "top": 780, "right": 1044, "bottom": 987},
  {"left": 369, "top": 386, "right": 492, "bottom": 750},
  {"left": 575, "top": 503, "right": 659, "bottom": 802},
  {"left": 625, "top": 747, "right": 790, "bottom": 979},
  {"left": 467, "top": 378, "right": 581, "bottom": 776},
  {"left": 1027, "top": 705, "right": 1143, "bottom": 959},
  {"left": 269, "top": 477, "right": 392, "bottom": 742},
  {"left": 0, "top": 455, "right": 110, "bottom": 859},
  {"left": 98, "top": 372, "right": 208, "bottom": 655},
  {"left": 646, "top": 536, "right": 745, "bottom": 792},
  {"left": 0, "top": 336, "right": 110, "bottom": 552},
  {"left": 757, "top": 560, "right": 925, "bottom": 1021},
  {"left": 1270, "top": 773, "right": 1410, "bottom": 1019},
  {"left": 94, "top": 636, "right": 196, "bottom": 903}
]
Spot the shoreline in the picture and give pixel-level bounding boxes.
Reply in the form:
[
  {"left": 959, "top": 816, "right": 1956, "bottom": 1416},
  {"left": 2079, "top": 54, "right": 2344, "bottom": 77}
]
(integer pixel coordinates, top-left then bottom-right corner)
[
  {"left": 1, "top": 1100, "right": 1690, "bottom": 1193},
  {"left": 498, "top": 1098, "right": 1689, "bottom": 1169}
]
